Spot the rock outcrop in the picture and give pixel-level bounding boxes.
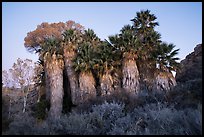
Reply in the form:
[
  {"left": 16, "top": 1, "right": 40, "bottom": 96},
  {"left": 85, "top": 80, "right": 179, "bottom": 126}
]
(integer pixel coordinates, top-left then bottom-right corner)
[
  {"left": 176, "top": 44, "right": 202, "bottom": 83},
  {"left": 169, "top": 44, "right": 202, "bottom": 107}
]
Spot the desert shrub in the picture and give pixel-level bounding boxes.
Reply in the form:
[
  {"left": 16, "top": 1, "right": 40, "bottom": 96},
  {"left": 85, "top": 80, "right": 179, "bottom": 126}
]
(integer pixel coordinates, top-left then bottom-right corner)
[
  {"left": 32, "top": 101, "right": 126, "bottom": 135},
  {"left": 65, "top": 101, "right": 126, "bottom": 135},
  {"left": 90, "top": 101, "right": 125, "bottom": 134},
  {"left": 72, "top": 88, "right": 170, "bottom": 115},
  {"left": 32, "top": 99, "right": 50, "bottom": 120},
  {"left": 2, "top": 96, "right": 13, "bottom": 133},
  {"left": 184, "top": 79, "right": 202, "bottom": 101},
  {"left": 74, "top": 89, "right": 150, "bottom": 114},
  {"left": 167, "top": 79, "right": 202, "bottom": 109},
  {"left": 127, "top": 103, "right": 202, "bottom": 135},
  {"left": 5, "top": 98, "right": 202, "bottom": 135},
  {"left": 7, "top": 112, "right": 37, "bottom": 135},
  {"left": 107, "top": 102, "right": 202, "bottom": 135},
  {"left": 71, "top": 96, "right": 104, "bottom": 113},
  {"left": 50, "top": 113, "right": 95, "bottom": 135},
  {"left": 107, "top": 114, "right": 132, "bottom": 135}
]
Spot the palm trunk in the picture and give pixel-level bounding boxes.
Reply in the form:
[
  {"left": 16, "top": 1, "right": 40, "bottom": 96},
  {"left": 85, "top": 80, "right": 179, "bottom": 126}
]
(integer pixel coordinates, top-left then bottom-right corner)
[
  {"left": 45, "top": 54, "right": 64, "bottom": 119},
  {"left": 153, "top": 70, "right": 176, "bottom": 93},
  {"left": 137, "top": 60, "right": 156, "bottom": 93},
  {"left": 44, "top": 68, "right": 51, "bottom": 102},
  {"left": 100, "top": 72, "right": 114, "bottom": 96},
  {"left": 79, "top": 71, "right": 96, "bottom": 103},
  {"left": 122, "top": 52, "right": 140, "bottom": 94},
  {"left": 112, "top": 71, "right": 122, "bottom": 91},
  {"left": 63, "top": 47, "right": 79, "bottom": 105}
]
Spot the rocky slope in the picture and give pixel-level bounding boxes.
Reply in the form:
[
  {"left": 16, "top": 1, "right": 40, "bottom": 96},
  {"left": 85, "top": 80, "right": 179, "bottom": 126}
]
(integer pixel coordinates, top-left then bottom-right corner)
[
  {"left": 176, "top": 44, "right": 202, "bottom": 83},
  {"left": 171, "top": 44, "right": 202, "bottom": 106}
]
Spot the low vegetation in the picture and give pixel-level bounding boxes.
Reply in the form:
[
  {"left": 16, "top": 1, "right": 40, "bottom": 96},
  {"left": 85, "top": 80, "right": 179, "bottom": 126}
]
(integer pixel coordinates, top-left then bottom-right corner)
[{"left": 3, "top": 90, "right": 202, "bottom": 135}]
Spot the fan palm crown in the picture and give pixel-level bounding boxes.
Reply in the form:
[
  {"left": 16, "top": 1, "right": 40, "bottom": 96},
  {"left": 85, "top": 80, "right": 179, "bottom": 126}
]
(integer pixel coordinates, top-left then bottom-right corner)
[{"left": 152, "top": 42, "right": 180, "bottom": 72}]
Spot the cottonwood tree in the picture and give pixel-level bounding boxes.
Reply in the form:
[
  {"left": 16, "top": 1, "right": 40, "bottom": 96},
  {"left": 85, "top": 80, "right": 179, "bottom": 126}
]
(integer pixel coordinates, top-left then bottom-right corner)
[
  {"left": 2, "top": 70, "right": 12, "bottom": 90},
  {"left": 9, "top": 58, "right": 37, "bottom": 113}
]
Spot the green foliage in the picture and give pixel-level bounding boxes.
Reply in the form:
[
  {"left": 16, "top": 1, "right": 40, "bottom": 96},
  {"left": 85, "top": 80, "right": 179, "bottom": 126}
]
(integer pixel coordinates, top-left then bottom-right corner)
[
  {"left": 39, "top": 38, "right": 63, "bottom": 61},
  {"left": 73, "top": 43, "right": 97, "bottom": 73},
  {"left": 152, "top": 42, "right": 180, "bottom": 71},
  {"left": 33, "top": 100, "right": 50, "bottom": 120},
  {"left": 131, "top": 9, "right": 159, "bottom": 36},
  {"left": 109, "top": 25, "right": 140, "bottom": 54},
  {"left": 83, "top": 28, "right": 100, "bottom": 44},
  {"left": 94, "top": 40, "right": 122, "bottom": 76},
  {"left": 61, "top": 28, "right": 82, "bottom": 49},
  {"left": 72, "top": 28, "right": 101, "bottom": 73},
  {"left": 108, "top": 10, "right": 180, "bottom": 73}
]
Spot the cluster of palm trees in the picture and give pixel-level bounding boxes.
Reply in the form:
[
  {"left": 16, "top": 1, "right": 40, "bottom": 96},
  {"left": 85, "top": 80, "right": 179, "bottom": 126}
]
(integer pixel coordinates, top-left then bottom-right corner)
[{"left": 24, "top": 10, "right": 180, "bottom": 119}]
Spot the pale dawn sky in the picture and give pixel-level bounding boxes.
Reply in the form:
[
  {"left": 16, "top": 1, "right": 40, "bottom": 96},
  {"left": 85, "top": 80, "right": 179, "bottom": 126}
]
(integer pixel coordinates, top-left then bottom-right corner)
[{"left": 2, "top": 2, "right": 202, "bottom": 71}]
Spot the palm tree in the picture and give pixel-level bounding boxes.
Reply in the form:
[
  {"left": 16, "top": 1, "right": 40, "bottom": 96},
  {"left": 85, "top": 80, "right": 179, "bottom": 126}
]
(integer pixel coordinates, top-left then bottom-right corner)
[
  {"left": 73, "top": 43, "right": 97, "bottom": 103},
  {"left": 152, "top": 42, "right": 180, "bottom": 92},
  {"left": 109, "top": 25, "right": 140, "bottom": 95},
  {"left": 39, "top": 38, "right": 64, "bottom": 119},
  {"left": 72, "top": 28, "right": 101, "bottom": 103},
  {"left": 153, "top": 42, "right": 180, "bottom": 72},
  {"left": 131, "top": 9, "right": 159, "bottom": 42},
  {"left": 131, "top": 10, "right": 163, "bottom": 93},
  {"left": 61, "top": 29, "right": 82, "bottom": 105},
  {"left": 131, "top": 10, "right": 160, "bottom": 65},
  {"left": 135, "top": 30, "right": 163, "bottom": 92},
  {"left": 83, "top": 29, "right": 100, "bottom": 44},
  {"left": 94, "top": 40, "right": 121, "bottom": 96}
]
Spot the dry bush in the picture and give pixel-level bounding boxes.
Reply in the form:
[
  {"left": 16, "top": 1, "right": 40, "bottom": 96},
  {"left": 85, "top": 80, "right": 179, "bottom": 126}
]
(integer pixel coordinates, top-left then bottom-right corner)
[
  {"left": 5, "top": 100, "right": 202, "bottom": 135},
  {"left": 2, "top": 96, "right": 12, "bottom": 133},
  {"left": 166, "top": 79, "right": 202, "bottom": 109},
  {"left": 4, "top": 82, "right": 202, "bottom": 135}
]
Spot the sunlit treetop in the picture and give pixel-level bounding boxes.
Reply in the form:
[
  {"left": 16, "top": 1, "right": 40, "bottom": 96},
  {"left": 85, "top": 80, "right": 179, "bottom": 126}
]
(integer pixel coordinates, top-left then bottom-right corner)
[{"left": 24, "top": 20, "right": 84, "bottom": 54}]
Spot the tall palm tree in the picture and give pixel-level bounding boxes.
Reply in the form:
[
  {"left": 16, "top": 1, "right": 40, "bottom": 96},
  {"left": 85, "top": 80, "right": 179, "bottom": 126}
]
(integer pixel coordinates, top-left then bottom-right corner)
[
  {"left": 109, "top": 25, "right": 140, "bottom": 95},
  {"left": 73, "top": 43, "right": 97, "bottom": 103},
  {"left": 39, "top": 38, "right": 64, "bottom": 119},
  {"left": 61, "top": 29, "right": 82, "bottom": 105},
  {"left": 131, "top": 10, "right": 162, "bottom": 92},
  {"left": 72, "top": 28, "right": 101, "bottom": 103},
  {"left": 151, "top": 42, "right": 180, "bottom": 92},
  {"left": 131, "top": 10, "right": 160, "bottom": 65},
  {"left": 136, "top": 30, "right": 162, "bottom": 92},
  {"left": 94, "top": 40, "right": 121, "bottom": 96}
]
